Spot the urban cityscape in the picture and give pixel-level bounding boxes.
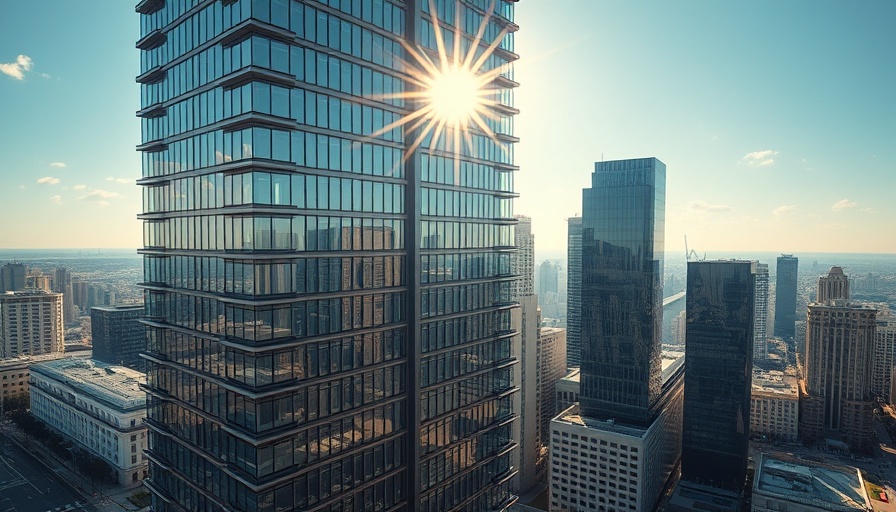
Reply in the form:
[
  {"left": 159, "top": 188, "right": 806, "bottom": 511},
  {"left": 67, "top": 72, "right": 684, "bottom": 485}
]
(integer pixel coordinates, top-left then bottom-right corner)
[{"left": 0, "top": 1, "right": 894, "bottom": 512}]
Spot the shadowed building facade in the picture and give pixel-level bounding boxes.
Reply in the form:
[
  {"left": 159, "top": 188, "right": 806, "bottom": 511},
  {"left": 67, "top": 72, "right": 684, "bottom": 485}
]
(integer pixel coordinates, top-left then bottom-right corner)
[
  {"left": 773, "top": 254, "right": 798, "bottom": 340},
  {"left": 682, "top": 260, "right": 755, "bottom": 493},
  {"left": 136, "top": 1, "right": 521, "bottom": 511}
]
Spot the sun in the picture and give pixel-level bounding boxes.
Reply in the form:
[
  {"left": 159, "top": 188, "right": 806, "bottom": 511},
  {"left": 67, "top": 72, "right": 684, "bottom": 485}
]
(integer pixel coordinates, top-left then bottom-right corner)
[
  {"left": 428, "top": 65, "right": 482, "bottom": 125},
  {"left": 370, "top": 0, "right": 513, "bottom": 169}
]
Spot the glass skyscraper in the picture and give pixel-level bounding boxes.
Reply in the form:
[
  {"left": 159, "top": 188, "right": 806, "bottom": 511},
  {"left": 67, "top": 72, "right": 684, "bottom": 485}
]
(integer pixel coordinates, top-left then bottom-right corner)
[
  {"left": 682, "top": 260, "right": 755, "bottom": 492},
  {"left": 565, "top": 216, "right": 582, "bottom": 367},
  {"left": 136, "top": 1, "right": 520, "bottom": 511},
  {"left": 578, "top": 158, "right": 665, "bottom": 425},
  {"left": 773, "top": 254, "right": 798, "bottom": 340}
]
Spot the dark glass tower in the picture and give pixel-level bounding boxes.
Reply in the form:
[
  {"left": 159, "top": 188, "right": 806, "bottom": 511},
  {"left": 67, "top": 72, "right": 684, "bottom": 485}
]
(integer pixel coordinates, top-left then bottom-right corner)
[
  {"left": 682, "top": 260, "right": 755, "bottom": 492},
  {"left": 773, "top": 254, "right": 798, "bottom": 339},
  {"left": 136, "top": 1, "right": 520, "bottom": 511},
  {"left": 578, "top": 158, "right": 665, "bottom": 425},
  {"left": 91, "top": 305, "right": 146, "bottom": 371},
  {"left": 565, "top": 217, "right": 582, "bottom": 367}
]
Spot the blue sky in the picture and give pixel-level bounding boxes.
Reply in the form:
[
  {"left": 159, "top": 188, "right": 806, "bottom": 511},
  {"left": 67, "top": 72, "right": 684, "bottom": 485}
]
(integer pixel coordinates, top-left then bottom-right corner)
[{"left": 0, "top": 1, "right": 894, "bottom": 254}]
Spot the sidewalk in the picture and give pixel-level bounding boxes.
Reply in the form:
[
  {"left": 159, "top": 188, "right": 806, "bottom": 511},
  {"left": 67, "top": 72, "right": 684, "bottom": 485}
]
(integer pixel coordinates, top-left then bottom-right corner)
[{"left": 0, "top": 419, "right": 148, "bottom": 512}]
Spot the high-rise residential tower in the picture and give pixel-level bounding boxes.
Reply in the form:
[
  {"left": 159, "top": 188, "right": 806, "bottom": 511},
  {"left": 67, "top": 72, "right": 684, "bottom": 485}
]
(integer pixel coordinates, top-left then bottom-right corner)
[
  {"left": 682, "top": 260, "right": 755, "bottom": 492},
  {"left": 565, "top": 217, "right": 582, "bottom": 367},
  {"left": 773, "top": 254, "right": 798, "bottom": 340},
  {"left": 801, "top": 267, "right": 877, "bottom": 450},
  {"left": 136, "top": 1, "right": 520, "bottom": 511},
  {"left": 753, "top": 262, "right": 769, "bottom": 360},
  {"left": 91, "top": 305, "right": 146, "bottom": 371},
  {"left": 0, "top": 290, "right": 64, "bottom": 358},
  {"left": 872, "top": 309, "right": 896, "bottom": 403}
]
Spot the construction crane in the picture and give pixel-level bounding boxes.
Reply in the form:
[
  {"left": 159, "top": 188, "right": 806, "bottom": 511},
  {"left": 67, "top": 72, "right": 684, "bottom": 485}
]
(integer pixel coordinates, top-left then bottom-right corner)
[{"left": 684, "top": 235, "right": 704, "bottom": 262}]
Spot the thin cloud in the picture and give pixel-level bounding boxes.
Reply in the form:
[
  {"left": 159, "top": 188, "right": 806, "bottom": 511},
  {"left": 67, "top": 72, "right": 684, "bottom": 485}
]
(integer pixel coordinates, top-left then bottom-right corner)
[
  {"left": 740, "top": 149, "right": 778, "bottom": 167},
  {"left": 49, "top": 162, "right": 66, "bottom": 168},
  {"left": 78, "top": 189, "right": 122, "bottom": 201},
  {"left": 50, "top": 195, "right": 62, "bottom": 205},
  {"left": 0, "top": 55, "right": 33, "bottom": 80},
  {"left": 105, "top": 177, "right": 130, "bottom": 184},
  {"left": 862, "top": 207, "right": 875, "bottom": 213},
  {"left": 41, "top": 73, "right": 50, "bottom": 79},
  {"left": 73, "top": 184, "right": 87, "bottom": 191},
  {"left": 36, "top": 176, "right": 60, "bottom": 185},
  {"left": 773, "top": 205, "right": 796, "bottom": 217},
  {"left": 690, "top": 200, "right": 733, "bottom": 213},
  {"left": 831, "top": 199, "right": 856, "bottom": 212}
]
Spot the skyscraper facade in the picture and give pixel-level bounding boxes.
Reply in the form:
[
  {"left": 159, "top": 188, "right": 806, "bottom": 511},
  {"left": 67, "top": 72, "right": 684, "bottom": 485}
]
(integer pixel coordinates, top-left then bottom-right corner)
[
  {"left": 53, "top": 267, "right": 76, "bottom": 326},
  {"left": 773, "top": 254, "right": 798, "bottom": 340},
  {"left": 801, "top": 267, "right": 877, "bottom": 450},
  {"left": 511, "top": 215, "right": 534, "bottom": 298},
  {"left": 872, "top": 309, "right": 896, "bottom": 403},
  {"left": 682, "top": 260, "right": 755, "bottom": 492},
  {"left": 536, "top": 260, "right": 557, "bottom": 296},
  {"left": 565, "top": 217, "right": 582, "bottom": 367},
  {"left": 136, "top": 1, "right": 520, "bottom": 511},
  {"left": 0, "top": 290, "right": 64, "bottom": 358},
  {"left": 579, "top": 157, "right": 665, "bottom": 425},
  {"left": 91, "top": 305, "right": 146, "bottom": 371},
  {"left": 0, "top": 263, "right": 26, "bottom": 293},
  {"left": 752, "top": 262, "right": 769, "bottom": 360}
]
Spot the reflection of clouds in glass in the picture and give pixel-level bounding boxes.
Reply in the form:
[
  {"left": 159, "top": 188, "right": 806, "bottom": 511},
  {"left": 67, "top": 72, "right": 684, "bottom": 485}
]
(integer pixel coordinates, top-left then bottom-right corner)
[
  {"left": 243, "top": 143, "right": 253, "bottom": 158},
  {"left": 215, "top": 150, "right": 233, "bottom": 164},
  {"left": 154, "top": 161, "right": 182, "bottom": 174}
]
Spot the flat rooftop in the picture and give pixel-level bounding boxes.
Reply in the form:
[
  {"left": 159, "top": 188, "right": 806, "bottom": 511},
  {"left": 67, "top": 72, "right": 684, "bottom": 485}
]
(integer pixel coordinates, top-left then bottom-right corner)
[
  {"left": 755, "top": 454, "right": 871, "bottom": 511},
  {"left": 752, "top": 368, "right": 799, "bottom": 397},
  {"left": 556, "top": 404, "right": 649, "bottom": 439},
  {"left": 30, "top": 358, "right": 145, "bottom": 412}
]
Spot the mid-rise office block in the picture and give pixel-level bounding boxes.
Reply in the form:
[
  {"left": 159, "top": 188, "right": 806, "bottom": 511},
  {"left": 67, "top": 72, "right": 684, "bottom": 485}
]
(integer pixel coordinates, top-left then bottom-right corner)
[
  {"left": 753, "top": 262, "right": 769, "bottom": 360},
  {"left": 682, "top": 260, "right": 755, "bottom": 492},
  {"left": 773, "top": 255, "right": 798, "bottom": 340},
  {"left": 750, "top": 369, "right": 799, "bottom": 443},
  {"left": 30, "top": 358, "right": 148, "bottom": 486},
  {"left": 0, "top": 263, "right": 26, "bottom": 293},
  {"left": 91, "top": 305, "right": 146, "bottom": 371},
  {"left": 0, "top": 290, "right": 64, "bottom": 359},
  {"left": 136, "top": 1, "right": 520, "bottom": 510},
  {"left": 801, "top": 267, "right": 877, "bottom": 450},
  {"left": 565, "top": 217, "right": 582, "bottom": 367},
  {"left": 538, "top": 327, "right": 567, "bottom": 447}
]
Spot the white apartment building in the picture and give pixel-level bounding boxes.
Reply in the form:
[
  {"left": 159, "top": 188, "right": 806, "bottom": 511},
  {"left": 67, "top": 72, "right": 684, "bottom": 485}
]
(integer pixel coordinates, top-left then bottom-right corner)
[
  {"left": 0, "top": 290, "right": 64, "bottom": 358},
  {"left": 29, "top": 358, "right": 147, "bottom": 486},
  {"left": 750, "top": 368, "right": 800, "bottom": 442}
]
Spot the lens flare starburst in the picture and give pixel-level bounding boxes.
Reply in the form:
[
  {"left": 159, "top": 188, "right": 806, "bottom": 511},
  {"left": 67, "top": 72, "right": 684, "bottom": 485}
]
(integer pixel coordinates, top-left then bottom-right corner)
[{"left": 371, "top": 0, "right": 513, "bottom": 173}]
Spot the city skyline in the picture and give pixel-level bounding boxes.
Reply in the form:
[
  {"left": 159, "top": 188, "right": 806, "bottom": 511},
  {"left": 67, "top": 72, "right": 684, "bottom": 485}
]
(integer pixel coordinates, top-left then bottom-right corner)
[{"left": 1, "top": 1, "right": 894, "bottom": 254}]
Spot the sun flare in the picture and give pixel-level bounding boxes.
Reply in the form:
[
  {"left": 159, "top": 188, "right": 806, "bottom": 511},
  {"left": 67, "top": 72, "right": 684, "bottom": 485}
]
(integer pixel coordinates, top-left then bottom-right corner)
[{"left": 370, "top": 0, "right": 513, "bottom": 171}]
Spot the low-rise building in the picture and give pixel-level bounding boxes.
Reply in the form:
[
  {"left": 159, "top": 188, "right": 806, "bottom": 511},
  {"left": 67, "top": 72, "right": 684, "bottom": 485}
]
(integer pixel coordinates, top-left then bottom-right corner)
[
  {"left": 29, "top": 358, "right": 147, "bottom": 486},
  {"left": 752, "top": 453, "right": 871, "bottom": 511},
  {"left": 751, "top": 368, "right": 800, "bottom": 442},
  {"left": 0, "top": 352, "right": 70, "bottom": 412},
  {"left": 555, "top": 368, "right": 580, "bottom": 414}
]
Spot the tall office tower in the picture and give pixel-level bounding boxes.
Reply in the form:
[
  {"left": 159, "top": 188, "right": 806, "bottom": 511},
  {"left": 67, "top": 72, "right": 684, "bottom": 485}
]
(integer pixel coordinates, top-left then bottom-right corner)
[
  {"left": 682, "top": 260, "right": 755, "bottom": 493},
  {"left": 53, "top": 268, "right": 76, "bottom": 325},
  {"left": 801, "top": 267, "right": 877, "bottom": 450},
  {"left": 753, "top": 262, "right": 769, "bottom": 361},
  {"left": 773, "top": 254, "right": 798, "bottom": 340},
  {"left": 551, "top": 158, "right": 681, "bottom": 512},
  {"left": 512, "top": 216, "right": 534, "bottom": 298},
  {"left": 580, "top": 157, "right": 664, "bottom": 424},
  {"left": 91, "top": 305, "right": 146, "bottom": 371},
  {"left": 537, "top": 326, "right": 566, "bottom": 450},
  {"left": 872, "top": 309, "right": 896, "bottom": 403},
  {"left": 0, "top": 263, "right": 26, "bottom": 293},
  {"left": 565, "top": 216, "right": 582, "bottom": 366},
  {"left": 511, "top": 215, "right": 540, "bottom": 493},
  {"left": 136, "top": 1, "right": 520, "bottom": 511},
  {"left": 0, "top": 290, "right": 64, "bottom": 358},
  {"left": 537, "top": 260, "right": 558, "bottom": 296}
]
